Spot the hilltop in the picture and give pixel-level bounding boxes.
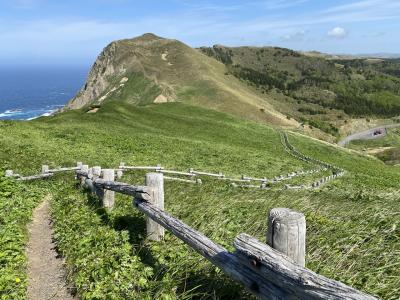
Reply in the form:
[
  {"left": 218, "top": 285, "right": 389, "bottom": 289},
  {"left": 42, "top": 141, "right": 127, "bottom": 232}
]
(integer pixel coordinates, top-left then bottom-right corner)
[
  {"left": 67, "top": 33, "right": 296, "bottom": 127},
  {"left": 67, "top": 34, "right": 400, "bottom": 142}
]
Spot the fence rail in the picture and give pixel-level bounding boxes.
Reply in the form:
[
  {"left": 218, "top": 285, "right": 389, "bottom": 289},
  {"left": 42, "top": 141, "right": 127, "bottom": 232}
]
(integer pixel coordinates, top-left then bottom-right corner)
[
  {"left": 74, "top": 166, "right": 374, "bottom": 299},
  {"left": 3, "top": 160, "right": 374, "bottom": 299}
]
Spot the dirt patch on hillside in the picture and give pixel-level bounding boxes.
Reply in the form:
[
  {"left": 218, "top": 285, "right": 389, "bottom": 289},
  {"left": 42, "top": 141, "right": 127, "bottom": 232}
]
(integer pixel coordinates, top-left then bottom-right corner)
[
  {"left": 366, "top": 147, "right": 395, "bottom": 155},
  {"left": 26, "top": 198, "right": 75, "bottom": 300}
]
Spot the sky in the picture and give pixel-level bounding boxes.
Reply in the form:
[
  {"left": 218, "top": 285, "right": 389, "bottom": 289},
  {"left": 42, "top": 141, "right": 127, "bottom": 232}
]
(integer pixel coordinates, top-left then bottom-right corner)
[{"left": 0, "top": 0, "right": 399, "bottom": 66}]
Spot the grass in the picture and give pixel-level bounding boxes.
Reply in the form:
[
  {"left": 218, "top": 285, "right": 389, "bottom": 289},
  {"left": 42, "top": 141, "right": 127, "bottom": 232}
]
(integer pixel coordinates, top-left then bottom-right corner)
[
  {"left": 0, "top": 177, "right": 44, "bottom": 299},
  {"left": 69, "top": 34, "right": 294, "bottom": 128},
  {"left": 348, "top": 127, "right": 400, "bottom": 165},
  {"left": 0, "top": 101, "right": 399, "bottom": 299}
]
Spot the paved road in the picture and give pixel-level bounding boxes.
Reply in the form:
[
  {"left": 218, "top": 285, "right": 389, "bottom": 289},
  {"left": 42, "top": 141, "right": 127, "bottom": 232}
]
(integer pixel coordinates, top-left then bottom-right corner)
[{"left": 338, "top": 124, "right": 400, "bottom": 147}]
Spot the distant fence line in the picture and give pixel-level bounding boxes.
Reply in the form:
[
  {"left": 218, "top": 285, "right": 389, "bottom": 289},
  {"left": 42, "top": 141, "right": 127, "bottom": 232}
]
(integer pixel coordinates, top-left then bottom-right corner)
[
  {"left": 4, "top": 133, "right": 346, "bottom": 190},
  {"left": 279, "top": 132, "right": 346, "bottom": 189}
]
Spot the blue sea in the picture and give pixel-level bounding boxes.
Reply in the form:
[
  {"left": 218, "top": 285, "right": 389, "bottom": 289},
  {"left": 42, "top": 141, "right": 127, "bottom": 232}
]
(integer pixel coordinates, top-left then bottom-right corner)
[{"left": 0, "top": 67, "right": 88, "bottom": 120}]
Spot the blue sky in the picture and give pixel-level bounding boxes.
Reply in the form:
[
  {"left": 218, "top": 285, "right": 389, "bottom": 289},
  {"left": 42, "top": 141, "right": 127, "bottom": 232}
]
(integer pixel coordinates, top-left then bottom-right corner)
[{"left": 0, "top": 0, "right": 399, "bottom": 66}]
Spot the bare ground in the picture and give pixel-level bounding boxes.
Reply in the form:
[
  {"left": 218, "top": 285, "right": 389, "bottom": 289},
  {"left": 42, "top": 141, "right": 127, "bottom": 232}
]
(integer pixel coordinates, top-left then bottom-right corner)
[{"left": 26, "top": 197, "right": 75, "bottom": 300}]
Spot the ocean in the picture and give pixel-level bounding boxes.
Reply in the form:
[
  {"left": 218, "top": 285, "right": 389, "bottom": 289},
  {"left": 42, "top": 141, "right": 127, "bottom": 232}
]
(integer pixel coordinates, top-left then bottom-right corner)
[{"left": 0, "top": 67, "right": 88, "bottom": 120}]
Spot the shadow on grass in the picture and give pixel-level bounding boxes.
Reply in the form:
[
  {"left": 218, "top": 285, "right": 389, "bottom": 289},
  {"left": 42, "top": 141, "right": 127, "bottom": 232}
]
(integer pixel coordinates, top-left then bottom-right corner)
[{"left": 81, "top": 187, "right": 251, "bottom": 299}]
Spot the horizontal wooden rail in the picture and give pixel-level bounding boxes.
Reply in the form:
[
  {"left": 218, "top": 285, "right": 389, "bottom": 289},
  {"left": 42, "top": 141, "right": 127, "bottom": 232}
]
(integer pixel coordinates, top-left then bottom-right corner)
[
  {"left": 242, "top": 175, "right": 268, "bottom": 182},
  {"left": 120, "top": 165, "right": 164, "bottom": 171},
  {"left": 158, "top": 169, "right": 195, "bottom": 176},
  {"left": 164, "top": 176, "right": 202, "bottom": 184},
  {"left": 218, "top": 177, "right": 251, "bottom": 183},
  {"left": 234, "top": 234, "right": 376, "bottom": 300},
  {"left": 189, "top": 169, "right": 224, "bottom": 178},
  {"left": 17, "top": 173, "right": 54, "bottom": 181},
  {"left": 134, "top": 197, "right": 290, "bottom": 299},
  {"left": 74, "top": 169, "right": 372, "bottom": 299},
  {"left": 76, "top": 170, "right": 151, "bottom": 200},
  {"left": 48, "top": 167, "right": 80, "bottom": 173}
]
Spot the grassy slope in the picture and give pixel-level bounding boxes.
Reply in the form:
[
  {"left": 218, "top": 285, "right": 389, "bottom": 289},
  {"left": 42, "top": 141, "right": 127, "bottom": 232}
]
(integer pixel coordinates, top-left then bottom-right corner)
[
  {"left": 200, "top": 46, "right": 400, "bottom": 139},
  {"left": 70, "top": 34, "right": 296, "bottom": 128},
  {"left": 348, "top": 127, "right": 400, "bottom": 165},
  {"left": 0, "top": 102, "right": 399, "bottom": 299}
]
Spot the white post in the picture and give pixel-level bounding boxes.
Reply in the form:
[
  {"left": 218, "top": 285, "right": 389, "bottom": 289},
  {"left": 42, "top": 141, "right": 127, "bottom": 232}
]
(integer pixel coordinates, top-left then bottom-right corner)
[
  {"left": 92, "top": 166, "right": 102, "bottom": 180},
  {"left": 145, "top": 173, "right": 165, "bottom": 241},
  {"left": 101, "top": 169, "right": 115, "bottom": 210},
  {"left": 42, "top": 165, "right": 49, "bottom": 174},
  {"left": 5, "top": 170, "right": 13, "bottom": 177},
  {"left": 267, "top": 208, "right": 306, "bottom": 267},
  {"left": 77, "top": 162, "right": 83, "bottom": 169},
  {"left": 79, "top": 165, "right": 89, "bottom": 186}
]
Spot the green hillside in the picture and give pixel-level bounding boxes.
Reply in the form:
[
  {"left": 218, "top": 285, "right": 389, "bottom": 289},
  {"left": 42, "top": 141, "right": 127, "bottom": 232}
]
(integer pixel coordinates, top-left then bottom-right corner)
[
  {"left": 200, "top": 45, "right": 400, "bottom": 137},
  {"left": 348, "top": 127, "right": 400, "bottom": 165},
  {"left": 1, "top": 102, "right": 399, "bottom": 299},
  {"left": 67, "top": 34, "right": 296, "bottom": 128}
]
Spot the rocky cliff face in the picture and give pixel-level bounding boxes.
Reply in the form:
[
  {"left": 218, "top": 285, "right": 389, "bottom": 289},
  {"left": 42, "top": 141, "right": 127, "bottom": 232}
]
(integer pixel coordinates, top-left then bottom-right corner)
[
  {"left": 67, "top": 33, "right": 174, "bottom": 109},
  {"left": 67, "top": 42, "right": 117, "bottom": 109}
]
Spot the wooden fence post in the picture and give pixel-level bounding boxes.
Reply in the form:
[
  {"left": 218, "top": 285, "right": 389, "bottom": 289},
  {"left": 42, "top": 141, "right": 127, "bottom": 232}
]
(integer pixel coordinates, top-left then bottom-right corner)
[
  {"left": 42, "top": 165, "right": 49, "bottom": 174},
  {"left": 80, "top": 165, "right": 89, "bottom": 186},
  {"left": 92, "top": 166, "right": 102, "bottom": 179},
  {"left": 266, "top": 208, "right": 306, "bottom": 267},
  {"left": 145, "top": 173, "right": 165, "bottom": 241},
  {"left": 91, "top": 166, "right": 102, "bottom": 197},
  {"left": 116, "top": 170, "right": 123, "bottom": 179},
  {"left": 102, "top": 169, "right": 115, "bottom": 210}
]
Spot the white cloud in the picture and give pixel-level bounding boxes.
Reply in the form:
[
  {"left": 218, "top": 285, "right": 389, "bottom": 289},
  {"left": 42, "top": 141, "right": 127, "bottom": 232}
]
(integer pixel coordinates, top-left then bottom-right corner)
[
  {"left": 327, "top": 27, "right": 348, "bottom": 39},
  {"left": 282, "top": 30, "right": 307, "bottom": 41}
]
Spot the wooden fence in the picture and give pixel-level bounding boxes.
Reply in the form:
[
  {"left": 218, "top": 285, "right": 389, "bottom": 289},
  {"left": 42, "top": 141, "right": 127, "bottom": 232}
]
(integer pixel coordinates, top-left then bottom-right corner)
[
  {"left": 74, "top": 167, "right": 375, "bottom": 299},
  {"left": 3, "top": 161, "right": 375, "bottom": 298}
]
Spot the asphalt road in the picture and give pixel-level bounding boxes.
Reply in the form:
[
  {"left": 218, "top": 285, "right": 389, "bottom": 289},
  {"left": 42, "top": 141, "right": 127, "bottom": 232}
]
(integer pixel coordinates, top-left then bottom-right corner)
[{"left": 338, "top": 124, "right": 400, "bottom": 147}]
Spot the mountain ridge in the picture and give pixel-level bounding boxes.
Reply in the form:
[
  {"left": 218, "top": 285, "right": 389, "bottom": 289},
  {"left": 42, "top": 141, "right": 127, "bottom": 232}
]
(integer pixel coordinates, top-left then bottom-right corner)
[{"left": 67, "top": 33, "right": 297, "bottom": 127}]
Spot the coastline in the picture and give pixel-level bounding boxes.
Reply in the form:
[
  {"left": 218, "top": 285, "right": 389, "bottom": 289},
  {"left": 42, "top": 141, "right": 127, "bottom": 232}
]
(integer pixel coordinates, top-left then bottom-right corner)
[{"left": 0, "top": 105, "right": 65, "bottom": 121}]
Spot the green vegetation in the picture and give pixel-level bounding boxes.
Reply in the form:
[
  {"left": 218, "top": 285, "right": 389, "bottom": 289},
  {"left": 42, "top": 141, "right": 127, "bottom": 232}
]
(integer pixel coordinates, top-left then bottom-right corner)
[
  {"left": 68, "top": 34, "right": 294, "bottom": 128},
  {"left": 348, "top": 128, "right": 400, "bottom": 165},
  {"left": 0, "top": 102, "right": 399, "bottom": 299},
  {"left": 50, "top": 181, "right": 153, "bottom": 299},
  {"left": 201, "top": 45, "right": 400, "bottom": 136},
  {"left": 0, "top": 176, "right": 43, "bottom": 299}
]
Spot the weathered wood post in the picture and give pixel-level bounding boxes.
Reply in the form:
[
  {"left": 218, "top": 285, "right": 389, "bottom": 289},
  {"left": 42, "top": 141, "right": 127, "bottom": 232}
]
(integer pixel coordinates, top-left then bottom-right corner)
[
  {"left": 267, "top": 208, "right": 306, "bottom": 267},
  {"left": 116, "top": 170, "right": 123, "bottom": 180},
  {"left": 5, "top": 170, "right": 13, "bottom": 177},
  {"left": 91, "top": 166, "right": 102, "bottom": 197},
  {"left": 101, "top": 169, "right": 115, "bottom": 210},
  {"left": 92, "top": 166, "right": 102, "bottom": 180},
  {"left": 80, "top": 165, "right": 89, "bottom": 186},
  {"left": 145, "top": 173, "right": 165, "bottom": 241},
  {"left": 42, "top": 165, "right": 49, "bottom": 174}
]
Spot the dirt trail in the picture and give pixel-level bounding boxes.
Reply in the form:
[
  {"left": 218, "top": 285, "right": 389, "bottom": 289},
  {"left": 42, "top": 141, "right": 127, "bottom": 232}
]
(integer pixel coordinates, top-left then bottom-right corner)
[{"left": 26, "top": 197, "right": 75, "bottom": 300}]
